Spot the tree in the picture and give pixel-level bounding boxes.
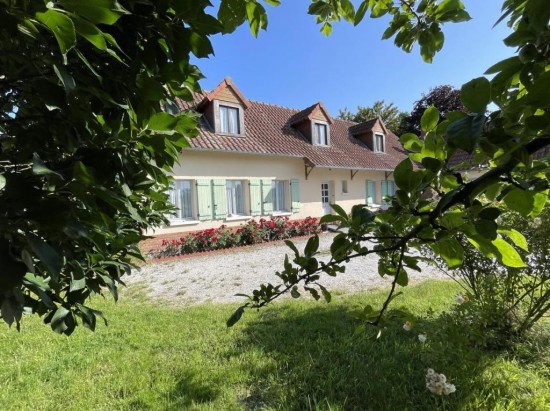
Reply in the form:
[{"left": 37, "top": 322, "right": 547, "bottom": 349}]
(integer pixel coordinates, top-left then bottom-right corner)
[
  {"left": 2, "top": 0, "right": 548, "bottom": 336},
  {"left": 399, "top": 85, "right": 465, "bottom": 135},
  {"left": 338, "top": 100, "right": 408, "bottom": 133},
  {"left": 229, "top": 0, "right": 550, "bottom": 334}
]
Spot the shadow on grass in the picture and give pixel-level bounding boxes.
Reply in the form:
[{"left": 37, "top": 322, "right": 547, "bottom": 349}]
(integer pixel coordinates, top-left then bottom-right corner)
[
  {"left": 232, "top": 303, "right": 513, "bottom": 411},
  {"left": 158, "top": 371, "right": 221, "bottom": 410}
]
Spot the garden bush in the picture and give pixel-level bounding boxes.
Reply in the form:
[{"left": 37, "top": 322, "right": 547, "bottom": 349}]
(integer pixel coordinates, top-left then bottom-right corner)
[
  {"left": 150, "top": 216, "right": 320, "bottom": 258},
  {"left": 432, "top": 206, "right": 550, "bottom": 347}
]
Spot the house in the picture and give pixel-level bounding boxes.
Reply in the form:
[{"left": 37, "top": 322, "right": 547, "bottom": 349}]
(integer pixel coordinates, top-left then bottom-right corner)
[{"left": 153, "top": 77, "right": 408, "bottom": 237}]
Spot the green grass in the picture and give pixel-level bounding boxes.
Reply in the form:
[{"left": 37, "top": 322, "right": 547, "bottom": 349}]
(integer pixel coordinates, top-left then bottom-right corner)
[{"left": 1, "top": 280, "right": 549, "bottom": 410}]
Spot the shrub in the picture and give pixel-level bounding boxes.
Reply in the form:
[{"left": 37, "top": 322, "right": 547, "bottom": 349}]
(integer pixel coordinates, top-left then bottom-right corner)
[
  {"left": 433, "top": 206, "right": 550, "bottom": 346},
  {"left": 150, "top": 217, "right": 321, "bottom": 258}
]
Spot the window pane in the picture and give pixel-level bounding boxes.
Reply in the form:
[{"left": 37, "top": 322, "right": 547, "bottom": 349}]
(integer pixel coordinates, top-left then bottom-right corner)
[
  {"left": 220, "top": 106, "right": 228, "bottom": 133},
  {"left": 228, "top": 107, "right": 239, "bottom": 134},
  {"left": 226, "top": 180, "right": 245, "bottom": 216},
  {"left": 169, "top": 180, "right": 193, "bottom": 220},
  {"left": 272, "top": 181, "right": 286, "bottom": 211},
  {"left": 317, "top": 124, "right": 327, "bottom": 145}
]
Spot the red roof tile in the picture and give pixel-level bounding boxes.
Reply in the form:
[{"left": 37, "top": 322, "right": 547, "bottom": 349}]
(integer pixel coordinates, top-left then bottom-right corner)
[{"left": 176, "top": 89, "right": 408, "bottom": 171}]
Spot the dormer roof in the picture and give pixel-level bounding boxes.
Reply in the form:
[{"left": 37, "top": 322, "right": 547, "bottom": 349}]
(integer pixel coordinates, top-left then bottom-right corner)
[
  {"left": 197, "top": 76, "right": 251, "bottom": 111},
  {"left": 289, "top": 102, "right": 335, "bottom": 125},
  {"left": 349, "top": 116, "right": 389, "bottom": 136}
]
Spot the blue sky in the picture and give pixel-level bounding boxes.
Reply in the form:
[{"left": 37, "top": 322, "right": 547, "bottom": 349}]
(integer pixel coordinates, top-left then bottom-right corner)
[{"left": 195, "top": 0, "right": 513, "bottom": 115}]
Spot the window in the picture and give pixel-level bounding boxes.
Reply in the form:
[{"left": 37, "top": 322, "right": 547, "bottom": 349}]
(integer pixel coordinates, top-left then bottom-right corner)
[
  {"left": 226, "top": 180, "right": 245, "bottom": 216},
  {"left": 314, "top": 123, "right": 328, "bottom": 145},
  {"left": 220, "top": 105, "right": 240, "bottom": 134},
  {"left": 374, "top": 133, "right": 385, "bottom": 152},
  {"left": 341, "top": 180, "right": 348, "bottom": 195},
  {"left": 169, "top": 180, "right": 194, "bottom": 221},
  {"left": 366, "top": 180, "right": 376, "bottom": 205},
  {"left": 381, "top": 180, "right": 396, "bottom": 206},
  {"left": 272, "top": 180, "right": 287, "bottom": 212}
]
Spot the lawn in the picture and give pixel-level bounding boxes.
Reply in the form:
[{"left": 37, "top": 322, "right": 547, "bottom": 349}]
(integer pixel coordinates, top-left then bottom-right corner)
[{"left": 1, "top": 280, "right": 549, "bottom": 410}]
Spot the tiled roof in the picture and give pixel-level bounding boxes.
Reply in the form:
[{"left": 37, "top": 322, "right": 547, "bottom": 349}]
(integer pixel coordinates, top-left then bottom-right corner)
[
  {"left": 176, "top": 90, "right": 408, "bottom": 171},
  {"left": 448, "top": 145, "right": 550, "bottom": 170}
]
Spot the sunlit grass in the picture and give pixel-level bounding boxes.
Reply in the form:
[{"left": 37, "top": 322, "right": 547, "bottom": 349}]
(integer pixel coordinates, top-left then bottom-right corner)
[{"left": 1, "top": 280, "right": 548, "bottom": 410}]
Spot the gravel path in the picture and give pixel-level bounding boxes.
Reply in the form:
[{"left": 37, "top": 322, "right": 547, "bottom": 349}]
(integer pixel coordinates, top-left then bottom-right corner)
[{"left": 126, "top": 233, "right": 448, "bottom": 305}]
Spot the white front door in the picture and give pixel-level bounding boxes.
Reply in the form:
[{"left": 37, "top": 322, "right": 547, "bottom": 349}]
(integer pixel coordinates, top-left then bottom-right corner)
[{"left": 321, "top": 182, "right": 331, "bottom": 215}]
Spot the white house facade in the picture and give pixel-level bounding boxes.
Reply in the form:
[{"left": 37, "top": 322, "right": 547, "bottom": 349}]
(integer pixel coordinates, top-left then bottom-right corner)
[{"left": 153, "top": 77, "right": 408, "bottom": 236}]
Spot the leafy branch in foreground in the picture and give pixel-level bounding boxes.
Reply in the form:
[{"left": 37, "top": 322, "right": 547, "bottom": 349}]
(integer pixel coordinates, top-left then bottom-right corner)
[{"left": 229, "top": 0, "right": 550, "bottom": 328}]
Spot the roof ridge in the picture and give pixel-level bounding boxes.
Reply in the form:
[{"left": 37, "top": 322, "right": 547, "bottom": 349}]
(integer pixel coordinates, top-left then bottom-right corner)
[{"left": 248, "top": 99, "right": 302, "bottom": 113}]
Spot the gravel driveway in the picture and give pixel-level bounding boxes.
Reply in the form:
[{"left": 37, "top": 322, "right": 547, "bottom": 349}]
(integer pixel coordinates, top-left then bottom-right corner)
[{"left": 126, "top": 233, "right": 448, "bottom": 305}]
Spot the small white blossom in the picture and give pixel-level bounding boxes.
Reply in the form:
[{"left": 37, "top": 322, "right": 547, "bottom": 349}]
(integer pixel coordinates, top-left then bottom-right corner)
[
  {"left": 426, "top": 369, "right": 456, "bottom": 396},
  {"left": 530, "top": 217, "right": 542, "bottom": 228},
  {"left": 403, "top": 321, "right": 412, "bottom": 331},
  {"left": 418, "top": 333, "right": 427, "bottom": 343},
  {"left": 455, "top": 294, "right": 468, "bottom": 304}
]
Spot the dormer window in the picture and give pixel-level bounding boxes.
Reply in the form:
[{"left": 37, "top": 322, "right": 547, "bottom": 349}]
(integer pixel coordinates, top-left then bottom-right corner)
[
  {"left": 374, "top": 133, "right": 385, "bottom": 152},
  {"left": 313, "top": 122, "right": 329, "bottom": 146},
  {"left": 220, "top": 105, "right": 240, "bottom": 134}
]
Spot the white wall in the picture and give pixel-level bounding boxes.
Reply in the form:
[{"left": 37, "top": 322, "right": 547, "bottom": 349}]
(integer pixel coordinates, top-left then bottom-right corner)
[{"left": 151, "top": 150, "right": 391, "bottom": 235}]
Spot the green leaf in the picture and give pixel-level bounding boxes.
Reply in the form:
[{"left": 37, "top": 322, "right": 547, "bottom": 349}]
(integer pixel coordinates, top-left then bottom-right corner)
[
  {"left": 318, "top": 284, "right": 331, "bottom": 303},
  {"left": 492, "top": 238, "right": 526, "bottom": 268},
  {"left": 400, "top": 133, "right": 423, "bottom": 152},
  {"left": 420, "top": 106, "right": 439, "bottom": 132},
  {"left": 304, "top": 235, "right": 319, "bottom": 257},
  {"left": 476, "top": 219, "right": 498, "bottom": 240},
  {"left": 59, "top": 0, "right": 125, "bottom": 25},
  {"left": 32, "top": 153, "right": 63, "bottom": 179},
  {"left": 396, "top": 269, "right": 408, "bottom": 287},
  {"left": 226, "top": 306, "right": 245, "bottom": 327},
  {"left": 0, "top": 175, "right": 5, "bottom": 191},
  {"left": 71, "top": 16, "right": 107, "bottom": 50},
  {"left": 430, "top": 237, "right": 464, "bottom": 268},
  {"left": 285, "top": 240, "right": 300, "bottom": 258},
  {"left": 321, "top": 22, "right": 332, "bottom": 36},
  {"left": 503, "top": 188, "right": 534, "bottom": 217},
  {"left": 354, "top": 1, "right": 369, "bottom": 25},
  {"left": 147, "top": 113, "right": 179, "bottom": 133},
  {"left": 330, "top": 203, "right": 348, "bottom": 220},
  {"left": 446, "top": 113, "right": 486, "bottom": 154},
  {"left": 53, "top": 64, "right": 76, "bottom": 93},
  {"left": 51, "top": 306, "right": 70, "bottom": 334},
  {"left": 394, "top": 158, "right": 419, "bottom": 193},
  {"left": 290, "top": 286, "right": 301, "bottom": 298},
  {"left": 319, "top": 214, "right": 342, "bottom": 224},
  {"left": 36, "top": 9, "right": 76, "bottom": 57},
  {"left": 27, "top": 234, "right": 64, "bottom": 282},
  {"left": 498, "top": 229, "right": 528, "bottom": 252},
  {"left": 461, "top": 77, "right": 491, "bottom": 113}
]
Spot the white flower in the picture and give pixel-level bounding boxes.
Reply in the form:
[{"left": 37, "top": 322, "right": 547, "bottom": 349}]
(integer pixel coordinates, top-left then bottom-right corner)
[
  {"left": 530, "top": 217, "right": 542, "bottom": 228},
  {"left": 455, "top": 294, "right": 468, "bottom": 304},
  {"left": 403, "top": 321, "right": 412, "bottom": 331},
  {"left": 426, "top": 369, "right": 456, "bottom": 396},
  {"left": 418, "top": 333, "right": 427, "bottom": 343}
]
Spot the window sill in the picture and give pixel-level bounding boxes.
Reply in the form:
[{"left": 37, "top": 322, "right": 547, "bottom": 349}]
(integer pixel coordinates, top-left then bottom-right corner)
[
  {"left": 217, "top": 132, "right": 245, "bottom": 138},
  {"left": 367, "top": 203, "right": 381, "bottom": 209},
  {"left": 225, "top": 215, "right": 252, "bottom": 222},
  {"left": 168, "top": 219, "right": 200, "bottom": 227},
  {"left": 341, "top": 193, "right": 349, "bottom": 196},
  {"left": 272, "top": 211, "right": 293, "bottom": 217}
]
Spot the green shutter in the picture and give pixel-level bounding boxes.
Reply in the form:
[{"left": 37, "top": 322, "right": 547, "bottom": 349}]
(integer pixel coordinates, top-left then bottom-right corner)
[
  {"left": 388, "top": 180, "right": 395, "bottom": 196},
  {"left": 212, "top": 179, "right": 227, "bottom": 219},
  {"left": 366, "top": 180, "right": 375, "bottom": 205},
  {"left": 261, "top": 179, "right": 273, "bottom": 215},
  {"left": 249, "top": 179, "right": 262, "bottom": 216},
  {"left": 290, "top": 178, "right": 300, "bottom": 212},
  {"left": 382, "top": 180, "right": 395, "bottom": 206},
  {"left": 196, "top": 179, "right": 212, "bottom": 221}
]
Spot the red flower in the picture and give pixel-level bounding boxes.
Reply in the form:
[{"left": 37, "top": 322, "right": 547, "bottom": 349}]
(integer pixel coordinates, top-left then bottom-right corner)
[{"left": 269, "top": 221, "right": 276, "bottom": 228}]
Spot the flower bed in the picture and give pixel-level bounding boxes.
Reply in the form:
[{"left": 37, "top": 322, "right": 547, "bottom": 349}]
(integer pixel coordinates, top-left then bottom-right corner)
[{"left": 149, "top": 216, "right": 320, "bottom": 258}]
